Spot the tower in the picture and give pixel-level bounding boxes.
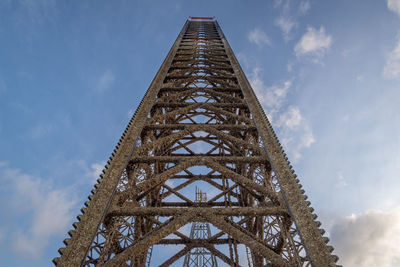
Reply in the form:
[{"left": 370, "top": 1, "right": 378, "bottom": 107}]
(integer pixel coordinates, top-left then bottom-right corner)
[
  {"left": 54, "top": 17, "right": 339, "bottom": 266},
  {"left": 182, "top": 188, "right": 218, "bottom": 267}
]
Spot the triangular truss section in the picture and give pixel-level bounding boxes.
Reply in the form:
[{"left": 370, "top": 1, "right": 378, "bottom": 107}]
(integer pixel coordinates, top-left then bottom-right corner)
[{"left": 54, "top": 17, "right": 339, "bottom": 267}]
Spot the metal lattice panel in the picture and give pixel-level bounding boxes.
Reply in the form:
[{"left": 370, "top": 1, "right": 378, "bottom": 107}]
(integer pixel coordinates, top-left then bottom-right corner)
[
  {"left": 54, "top": 17, "right": 339, "bottom": 267},
  {"left": 182, "top": 188, "right": 218, "bottom": 267}
]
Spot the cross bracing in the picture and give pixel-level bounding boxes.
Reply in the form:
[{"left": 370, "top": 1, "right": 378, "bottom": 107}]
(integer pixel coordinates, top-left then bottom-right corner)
[
  {"left": 54, "top": 17, "right": 339, "bottom": 267},
  {"left": 182, "top": 188, "right": 218, "bottom": 267}
]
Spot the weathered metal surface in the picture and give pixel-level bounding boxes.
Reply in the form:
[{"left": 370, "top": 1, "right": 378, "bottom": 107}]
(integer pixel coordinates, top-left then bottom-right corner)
[{"left": 54, "top": 17, "right": 338, "bottom": 267}]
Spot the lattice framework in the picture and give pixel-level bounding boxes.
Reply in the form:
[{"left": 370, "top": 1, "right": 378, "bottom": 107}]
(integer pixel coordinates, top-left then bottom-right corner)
[
  {"left": 182, "top": 188, "right": 218, "bottom": 267},
  {"left": 54, "top": 17, "right": 339, "bottom": 267}
]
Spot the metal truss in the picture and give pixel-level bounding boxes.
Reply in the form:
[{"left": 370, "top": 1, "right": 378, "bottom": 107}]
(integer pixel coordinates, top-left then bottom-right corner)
[
  {"left": 182, "top": 188, "right": 218, "bottom": 267},
  {"left": 54, "top": 17, "right": 339, "bottom": 266}
]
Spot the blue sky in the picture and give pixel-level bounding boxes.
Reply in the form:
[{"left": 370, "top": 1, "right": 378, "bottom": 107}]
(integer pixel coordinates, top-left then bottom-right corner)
[{"left": 0, "top": 0, "right": 400, "bottom": 266}]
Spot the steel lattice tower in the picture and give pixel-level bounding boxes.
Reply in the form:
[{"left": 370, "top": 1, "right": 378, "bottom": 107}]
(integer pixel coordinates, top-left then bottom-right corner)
[
  {"left": 183, "top": 188, "right": 218, "bottom": 267},
  {"left": 54, "top": 17, "right": 339, "bottom": 266}
]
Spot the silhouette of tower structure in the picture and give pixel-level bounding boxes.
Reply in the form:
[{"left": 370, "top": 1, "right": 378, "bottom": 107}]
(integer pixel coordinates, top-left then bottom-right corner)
[
  {"left": 182, "top": 188, "right": 218, "bottom": 267},
  {"left": 54, "top": 17, "right": 339, "bottom": 266}
]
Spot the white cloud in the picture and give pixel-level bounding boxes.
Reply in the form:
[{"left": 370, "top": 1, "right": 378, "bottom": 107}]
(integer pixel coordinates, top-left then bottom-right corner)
[
  {"left": 249, "top": 67, "right": 290, "bottom": 121},
  {"left": 299, "top": 125, "right": 315, "bottom": 148},
  {"left": 273, "top": 0, "right": 310, "bottom": 41},
  {"left": 275, "top": 16, "right": 297, "bottom": 41},
  {"left": 287, "top": 62, "right": 294, "bottom": 72},
  {"left": 237, "top": 52, "right": 250, "bottom": 69},
  {"left": 127, "top": 109, "right": 134, "bottom": 118},
  {"left": 249, "top": 69, "right": 315, "bottom": 162},
  {"left": 0, "top": 163, "right": 77, "bottom": 258},
  {"left": 294, "top": 26, "right": 332, "bottom": 58},
  {"left": 276, "top": 107, "right": 315, "bottom": 162},
  {"left": 335, "top": 172, "right": 348, "bottom": 188},
  {"left": 383, "top": 40, "right": 400, "bottom": 79},
  {"left": 277, "top": 106, "right": 303, "bottom": 129},
  {"left": 87, "top": 161, "right": 106, "bottom": 184},
  {"left": 248, "top": 28, "right": 271, "bottom": 47},
  {"left": 299, "top": 0, "right": 311, "bottom": 15},
  {"left": 273, "top": 0, "right": 285, "bottom": 8},
  {"left": 97, "top": 69, "right": 115, "bottom": 92},
  {"left": 29, "top": 123, "right": 53, "bottom": 139},
  {"left": 388, "top": 0, "right": 400, "bottom": 16},
  {"left": 279, "top": 120, "right": 315, "bottom": 162},
  {"left": 330, "top": 207, "right": 400, "bottom": 267}
]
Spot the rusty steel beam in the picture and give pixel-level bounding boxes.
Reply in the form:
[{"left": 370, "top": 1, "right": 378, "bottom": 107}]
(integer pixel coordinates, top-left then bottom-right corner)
[
  {"left": 204, "top": 213, "right": 289, "bottom": 267},
  {"left": 159, "top": 87, "right": 241, "bottom": 93},
  {"left": 159, "top": 202, "right": 241, "bottom": 207},
  {"left": 107, "top": 207, "right": 287, "bottom": 217},
  {"left": 102, "top": 213, "right": 194, "bottom": 267},
  {"left": 157, "top": 238, "right": 235, "bottom": 245},
  {"left": 131, "top": 155, "right": 265, "bottom": 163},
  {"left": 159, "top": 246, "right": 194, "bottom": 267},
  {"left": 143, "top": 124, "right": 256, "bottom": 134},
  {"left": 153, "top": 102, "right": 247, "bottom": 108}
]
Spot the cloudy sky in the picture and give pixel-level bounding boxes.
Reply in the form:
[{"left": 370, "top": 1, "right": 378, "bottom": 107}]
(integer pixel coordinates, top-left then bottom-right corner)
[{"left": 0, "top": 0, "right": 400, "bottom": 266}]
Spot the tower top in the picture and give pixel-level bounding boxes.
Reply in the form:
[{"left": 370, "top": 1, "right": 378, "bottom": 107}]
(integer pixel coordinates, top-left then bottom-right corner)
[
  {"left": 195, "top": 187, "right": 207, "bottom": 203},
  {"left": 188, "top": 16, "right": 215, "bottom": 21}
]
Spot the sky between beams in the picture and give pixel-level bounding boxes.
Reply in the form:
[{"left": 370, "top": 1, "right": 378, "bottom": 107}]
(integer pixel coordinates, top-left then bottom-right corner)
[{"left": 0, "top": 0, "right": 400, "bottom": 266}]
